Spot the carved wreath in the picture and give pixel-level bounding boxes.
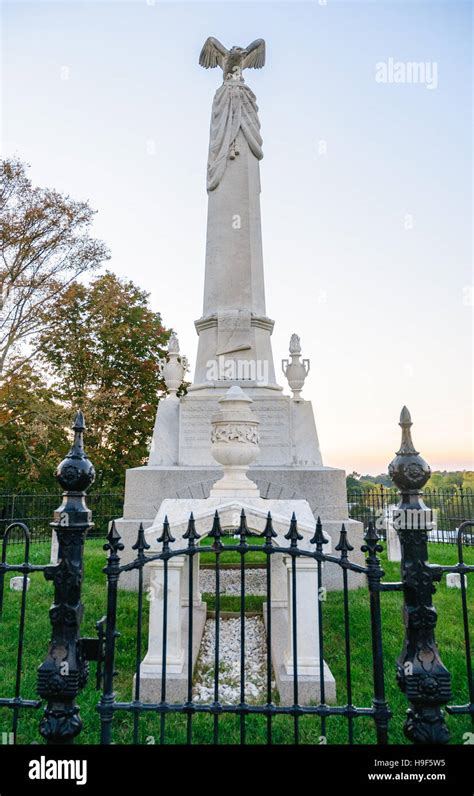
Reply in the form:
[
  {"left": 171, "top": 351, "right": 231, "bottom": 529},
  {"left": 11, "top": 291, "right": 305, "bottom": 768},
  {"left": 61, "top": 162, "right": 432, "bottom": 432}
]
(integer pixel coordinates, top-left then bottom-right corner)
[{"left": 211, "top": 424, "right": 260, "bottom": 445}]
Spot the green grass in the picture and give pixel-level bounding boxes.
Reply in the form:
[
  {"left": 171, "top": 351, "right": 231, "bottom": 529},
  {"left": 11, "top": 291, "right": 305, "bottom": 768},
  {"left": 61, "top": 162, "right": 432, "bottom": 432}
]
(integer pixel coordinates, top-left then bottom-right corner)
[
  {"left": 0, "top": 539, "right": 472, "bottom": 745},
  {"left": 199, "top": 534, "right": 266, "bottom": 564}
]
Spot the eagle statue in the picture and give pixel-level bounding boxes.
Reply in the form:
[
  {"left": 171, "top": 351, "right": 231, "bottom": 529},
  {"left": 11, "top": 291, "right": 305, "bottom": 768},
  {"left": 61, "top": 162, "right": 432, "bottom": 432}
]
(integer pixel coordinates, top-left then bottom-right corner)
[
  {"left": 199, "top": 37, "right": 266, "bottom": 191},
  {"left": 199, "top": 37, "right": 266, "bottom": 80}
]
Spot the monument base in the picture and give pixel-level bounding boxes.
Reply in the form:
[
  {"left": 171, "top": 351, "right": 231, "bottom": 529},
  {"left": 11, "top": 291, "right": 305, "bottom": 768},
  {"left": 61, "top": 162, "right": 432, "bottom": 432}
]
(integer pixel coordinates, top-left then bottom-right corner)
[
  {"left": 264, "top": 604, "right": 337, "bottom": 705},
  {"left": 136, "top": 604, "right": 207, "bottom": 704},
  {"left": 114, "top": 463, "right": 365, "bottom": 592}
]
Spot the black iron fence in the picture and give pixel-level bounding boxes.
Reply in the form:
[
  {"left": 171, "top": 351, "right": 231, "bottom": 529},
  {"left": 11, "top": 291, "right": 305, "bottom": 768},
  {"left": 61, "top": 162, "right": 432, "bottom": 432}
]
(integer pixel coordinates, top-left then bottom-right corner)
[
  {"left": 97, "top": 512, "right": 391, "bottom": 746},
  {"left": 2, "top": 486, "right": 472, "bottom": 546},
  {"left": 0, "top": 410, "right": 472, "bottom": 746},
  {"left": 348, "top": 485, "right": 473, "bottom": 545}
]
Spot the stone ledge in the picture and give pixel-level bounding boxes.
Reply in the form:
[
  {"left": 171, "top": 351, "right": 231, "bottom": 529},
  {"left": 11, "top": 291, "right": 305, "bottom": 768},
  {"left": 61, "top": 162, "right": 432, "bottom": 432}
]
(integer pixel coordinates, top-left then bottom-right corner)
[
  {"left": 263, "top": 604, "right": 336, "bottom": 706},
  {"left": 136, "top": 604, "right": 207, "bottom": 704}
]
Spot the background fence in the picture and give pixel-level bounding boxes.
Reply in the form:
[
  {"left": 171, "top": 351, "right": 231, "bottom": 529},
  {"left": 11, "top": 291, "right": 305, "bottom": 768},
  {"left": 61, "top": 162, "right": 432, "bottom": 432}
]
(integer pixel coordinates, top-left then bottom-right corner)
[
  {"left": 348, "top": 486, "right": 473, "bottom": 545},
  {"left": 2, "top": 486, "right": 472, "bottom": 545},
  {"left": 0, "top": 491, "right": 124, "bottom": 542}
]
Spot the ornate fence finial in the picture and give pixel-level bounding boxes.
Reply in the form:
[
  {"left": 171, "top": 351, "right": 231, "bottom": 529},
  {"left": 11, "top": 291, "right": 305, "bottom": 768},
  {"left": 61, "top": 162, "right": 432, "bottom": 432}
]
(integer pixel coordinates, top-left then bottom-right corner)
[
  {"left": 310, "top": 516, "right": 328, "bottom": 551},
  {"left": 389, "top": 407, "right": 452, "bottom": 745},
  {"left": 158, "top": 515, "right": 175, "bottom": 551},
  {"left": 183, "top": 512, "right": 201, "bottom": 547},
  {"left": 208, "top": 510, "right": 224, "bottom": 548},
  {"left": 104, "top": 520, "right": 124, "bottom": 558},
  {"left": 388, "top": 406, "right": 430, "bottom": 493},
  {"left": 335, "top": 523, "right": 354, "bottom": 561},
  {"left": 284, "top": 512, "right": 303, "bottom": 547},
  {"left": 238, "top": 508, "right": 250, "bottom": 542},
  {"left": 56, "top": 410, "right": 96, "bottom": 493},
  {"left": 132, "top": 522, "right": 150, "bottom": 558},
  {"left": 261, "top": 511, "right": 277, "bottom": 544},
  {"left": 37, "top": 410, "right": 95, "bottom": 744}
]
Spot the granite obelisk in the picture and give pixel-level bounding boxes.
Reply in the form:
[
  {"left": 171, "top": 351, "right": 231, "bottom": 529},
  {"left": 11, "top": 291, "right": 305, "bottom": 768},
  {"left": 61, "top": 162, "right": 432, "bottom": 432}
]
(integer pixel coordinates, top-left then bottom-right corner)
[
  {"left": 115, "top": 37, "right": 364, "bottom": 590},
  {"left": 192, "top": 37, "right": 278, "bottom": 391}
]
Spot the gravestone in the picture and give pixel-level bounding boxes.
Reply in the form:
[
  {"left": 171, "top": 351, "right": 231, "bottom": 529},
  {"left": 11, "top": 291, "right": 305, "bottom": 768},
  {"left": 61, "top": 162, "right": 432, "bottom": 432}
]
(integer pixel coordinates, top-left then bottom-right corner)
[
  {"left": 139, "top": 386, "right": 337, "bottom": 705},
  {"left": 114, "top": 36, "right": 364, "bottom": 591}
]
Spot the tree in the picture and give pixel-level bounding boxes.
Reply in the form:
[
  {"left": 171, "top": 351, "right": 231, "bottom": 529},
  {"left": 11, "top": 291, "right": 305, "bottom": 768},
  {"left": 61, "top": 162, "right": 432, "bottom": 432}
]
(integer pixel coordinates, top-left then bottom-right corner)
[
  {"left": 0, "top": 363, "right": 69, "bottom": 491},
  {"left": 0, "top": 158, "right": 109, "bottom": 376},
  {"left": 346, "top": 472, "right": 361, "bottom": 491},
  {"left": 37, "top": 272, "right": 171, "bottom": 487}
]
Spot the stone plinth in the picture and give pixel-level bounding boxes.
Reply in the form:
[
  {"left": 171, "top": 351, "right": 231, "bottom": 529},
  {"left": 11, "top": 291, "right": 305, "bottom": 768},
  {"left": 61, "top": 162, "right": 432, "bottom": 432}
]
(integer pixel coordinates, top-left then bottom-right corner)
[
  {"left": 138, "top": 496, "right": 337, "bottom": 706},
  {"left": 115, "top": 463, "right": 364, "bottom": 592}
]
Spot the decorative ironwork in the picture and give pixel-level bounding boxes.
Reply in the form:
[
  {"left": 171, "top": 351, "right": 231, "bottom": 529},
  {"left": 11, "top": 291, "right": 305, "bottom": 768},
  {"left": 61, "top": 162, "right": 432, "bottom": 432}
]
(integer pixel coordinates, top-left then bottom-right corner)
[
  {"left": 0, "top": 412, "right": 472, "bottom": 746},
  {"left": 96, "top": 510, "right": 391, "bottom": 746},
  {"left": 347, "top": 484, "right": 473, "bottom": 545},
  {"left": 36, "top": 411, "right": 95, "bottom": 744},
  {"left": 0, "top": 522, "right": 44, "bottom": 741},
  {"left": 389, "top": 406, "right": 452, "bottom": 744}
]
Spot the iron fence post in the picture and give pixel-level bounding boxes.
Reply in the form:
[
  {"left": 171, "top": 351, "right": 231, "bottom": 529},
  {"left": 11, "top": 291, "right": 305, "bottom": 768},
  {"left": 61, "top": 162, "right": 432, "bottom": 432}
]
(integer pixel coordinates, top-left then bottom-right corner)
[
  {"left": 389, "top": 406, "right": 452, "bottom": 744},
  {"left": 362, "top": 522, "right": 391, "bottom": 743},
  {"left": 98, "top": 521, "right": 123, "bottom": 745},
  {"left": 37, "top": 411, "right": 95, "bottom": 744}
]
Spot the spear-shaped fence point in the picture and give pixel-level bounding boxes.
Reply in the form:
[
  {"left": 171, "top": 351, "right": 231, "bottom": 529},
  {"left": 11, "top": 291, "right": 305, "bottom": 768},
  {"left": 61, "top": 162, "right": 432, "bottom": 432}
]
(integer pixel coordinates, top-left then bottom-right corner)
[
  {"left": 208, "top": 510, "right": 223, "bottom": 544},
  {"left": 238, "top": 508, "right": 250, "bottom": 540},
  {"left": 335, "top": 523, "right": 354, "bottom": 558},
  {"left": 157, "top": 515, "right": 175, "bottom": 548},
  {"left": 104, "top": 520, "right": 124, "bottom": 554},
  {"left": 261, "top": 511, "right": 277, "bottom": 541},
  {"left": 310, "top": 515, "right": 328, "bottom": 547},
  {"left": 132, "top": 522, "right": 150, "bottom": 554},
  {"left": 361, "top": 520, "right": 383, "bottom": 556},
  {"left": 183, "top": 511, "right": 201, "bottom": 545},
  {"left": 284, "top": 512, "right": 303, "bottom": 546}
]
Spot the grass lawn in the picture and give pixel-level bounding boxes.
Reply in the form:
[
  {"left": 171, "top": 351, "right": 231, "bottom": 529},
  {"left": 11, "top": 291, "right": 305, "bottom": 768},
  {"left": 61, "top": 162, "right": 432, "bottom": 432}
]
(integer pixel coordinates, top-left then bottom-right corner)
[
  {"left": 199, "top": 533, "right": 266, "bottom": 565},
  {"left": 0, "top": 538, "right": 472, "bottom": 745}
]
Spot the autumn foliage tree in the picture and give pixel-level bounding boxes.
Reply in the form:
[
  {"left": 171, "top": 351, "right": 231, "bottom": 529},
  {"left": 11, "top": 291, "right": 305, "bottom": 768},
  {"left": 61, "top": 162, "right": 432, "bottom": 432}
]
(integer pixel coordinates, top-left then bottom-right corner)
[
  {"left": 37, "top": 272, "right": 171, "bottom": 487},
  {"left": 0, "top": 364, "right": 70, "bottom": 491},
  {"left": 0, "top": 159, "right": 173, "bottom": 491},
  {"left": 0, "top": 158, "right": 109, "bottom": 376}
]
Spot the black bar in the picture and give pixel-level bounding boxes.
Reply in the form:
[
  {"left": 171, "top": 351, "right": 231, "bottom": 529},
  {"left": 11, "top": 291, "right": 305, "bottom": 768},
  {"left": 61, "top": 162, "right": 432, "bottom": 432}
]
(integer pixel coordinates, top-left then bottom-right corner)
[
  {"left": 187, "top": 552, "right": 194, "bottom": 744},
  {"left": 99, "top": 524, "right": 123, "bottom": 745},
  {"left": 265, "top": 541, "right": 273, "bottom": 744},
  {"left": 291, "top": 554, "right": 299, "bottom": 744},
  {"left": 213, "top": 547, "right": 220, "bottom": 744},
  {"left": 239, "top": 540, "right": 246, "bottom": 745},
  {"left": 160, "top": 558, "right": 169, "bottom": 745}
]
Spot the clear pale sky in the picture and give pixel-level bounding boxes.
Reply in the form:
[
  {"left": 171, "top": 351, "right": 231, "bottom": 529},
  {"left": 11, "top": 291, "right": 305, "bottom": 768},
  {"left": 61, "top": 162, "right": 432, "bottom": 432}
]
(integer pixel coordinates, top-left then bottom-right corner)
[{"left": 2, "top": 0, "right": 472, "bottom": 474}]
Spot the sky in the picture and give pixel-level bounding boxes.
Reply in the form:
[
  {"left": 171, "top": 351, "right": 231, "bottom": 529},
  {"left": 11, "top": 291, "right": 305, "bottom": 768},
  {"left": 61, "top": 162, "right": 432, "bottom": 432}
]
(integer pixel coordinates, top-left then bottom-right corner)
[{"left": 1, "top": 0, "right": 472, "bottom": 474}]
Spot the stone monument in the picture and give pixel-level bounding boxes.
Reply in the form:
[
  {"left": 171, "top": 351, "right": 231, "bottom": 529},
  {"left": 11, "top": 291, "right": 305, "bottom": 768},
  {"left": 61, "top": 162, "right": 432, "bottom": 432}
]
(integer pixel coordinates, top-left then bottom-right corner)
[
  {"left": 115, "top": 36, "right": 364, "bottom": 589},
  {"left": 139, "top": 385, "right": 336, "bottom": 705}
]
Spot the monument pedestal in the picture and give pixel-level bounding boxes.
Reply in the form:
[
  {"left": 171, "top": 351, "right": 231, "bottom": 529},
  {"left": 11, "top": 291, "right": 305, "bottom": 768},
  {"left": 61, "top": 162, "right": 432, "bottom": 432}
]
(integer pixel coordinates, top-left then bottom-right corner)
[
  {"left": 137, "top": 496, "right": 337, "bottom": 706},
  {"left": 115, "top": 463, "right": 364, "bottom": 592},
  {"left": 264, "top": 606, "right": 336, "bottom": 705}
]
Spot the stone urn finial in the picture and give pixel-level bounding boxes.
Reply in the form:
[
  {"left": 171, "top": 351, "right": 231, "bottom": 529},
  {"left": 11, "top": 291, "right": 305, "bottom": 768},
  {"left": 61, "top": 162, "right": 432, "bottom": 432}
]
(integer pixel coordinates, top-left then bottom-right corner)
[
  {"left": 282, "top": 334, "right": 310, "bottom": 402},
  {"left": 161, "top": 333, "right": 188, "bottom": 400},
  {"left": 210, "top": 386, "right": 260, "bottom": 497},
  {"left": 388, "top": 406, "right": 431, "bottom": 493}
]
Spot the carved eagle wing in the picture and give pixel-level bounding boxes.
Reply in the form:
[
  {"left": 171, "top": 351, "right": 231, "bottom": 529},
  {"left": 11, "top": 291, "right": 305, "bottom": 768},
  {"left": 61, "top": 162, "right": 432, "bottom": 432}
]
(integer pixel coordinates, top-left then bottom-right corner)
[
  {"left": 242, "top": 39, "right": 266, "bottom": 69},
  {"left": 199, "top": 37, "right": 228, "bottom": 69}
]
